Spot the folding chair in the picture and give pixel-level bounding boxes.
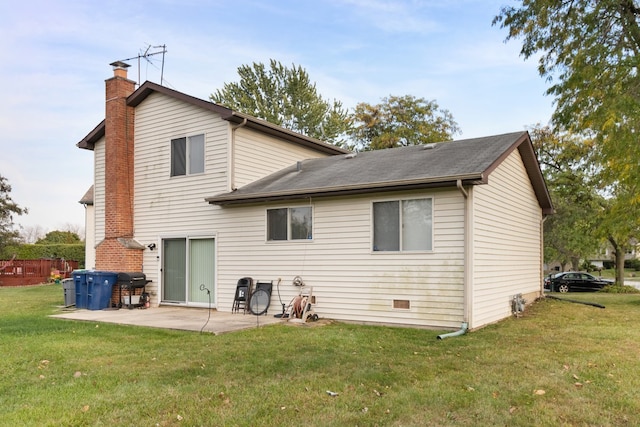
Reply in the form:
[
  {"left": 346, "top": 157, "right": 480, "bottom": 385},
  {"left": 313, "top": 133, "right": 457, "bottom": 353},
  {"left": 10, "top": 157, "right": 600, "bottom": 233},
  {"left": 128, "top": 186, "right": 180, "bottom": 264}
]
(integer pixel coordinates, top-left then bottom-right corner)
[{"left": 232, "top": 277, "right": 253, "bottom": 314}]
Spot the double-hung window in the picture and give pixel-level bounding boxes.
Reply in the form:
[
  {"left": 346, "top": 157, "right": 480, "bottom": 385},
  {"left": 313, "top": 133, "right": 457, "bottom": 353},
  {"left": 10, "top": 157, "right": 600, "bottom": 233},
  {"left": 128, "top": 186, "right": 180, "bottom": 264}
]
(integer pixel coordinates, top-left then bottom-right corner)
[
  {"left": 267, "top": 207, "right": 313, "bottom": 241},
  {"left": 373, "top": 198, "right": 433, "bottom": 251},
  {"left": 171, "top": 134, "right": 205, "bottom": 176}
]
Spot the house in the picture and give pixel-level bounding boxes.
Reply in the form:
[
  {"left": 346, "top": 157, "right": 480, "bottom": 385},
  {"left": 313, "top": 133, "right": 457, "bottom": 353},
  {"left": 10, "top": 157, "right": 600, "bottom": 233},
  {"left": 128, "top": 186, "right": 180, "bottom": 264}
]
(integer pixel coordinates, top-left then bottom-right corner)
[
  {"left": 588, "top": 240, "right": 639, "bottom": 270},
  {"left": 76, "top": 62, "right": 553, "bottom": 331}
]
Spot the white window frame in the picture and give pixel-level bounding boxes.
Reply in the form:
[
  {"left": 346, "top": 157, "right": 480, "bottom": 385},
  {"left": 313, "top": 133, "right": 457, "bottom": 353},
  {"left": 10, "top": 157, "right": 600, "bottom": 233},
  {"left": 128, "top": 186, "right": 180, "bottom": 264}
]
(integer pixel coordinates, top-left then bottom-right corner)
[
  {"left": 372, "top": 197, "right": 433, "bottom": 252},
  {"left": 266, "top": 206, "right": 313, "bottom": 242},
  {"left": 170, "top": 133, "right": 205, "bottom": 177}
]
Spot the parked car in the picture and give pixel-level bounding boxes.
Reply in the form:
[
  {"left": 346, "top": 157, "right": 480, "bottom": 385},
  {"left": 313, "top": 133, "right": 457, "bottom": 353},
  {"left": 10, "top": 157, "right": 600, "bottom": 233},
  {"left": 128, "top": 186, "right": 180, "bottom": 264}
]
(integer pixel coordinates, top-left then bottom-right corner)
[{"left": 544, "top": 272, "right": 614, "bottom": 293}]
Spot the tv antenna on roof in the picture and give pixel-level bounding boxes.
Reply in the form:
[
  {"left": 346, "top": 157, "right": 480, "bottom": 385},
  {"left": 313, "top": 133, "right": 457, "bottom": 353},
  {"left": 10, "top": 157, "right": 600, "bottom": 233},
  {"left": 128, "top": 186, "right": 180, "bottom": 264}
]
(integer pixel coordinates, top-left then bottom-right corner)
[{"left": 118, "top": 44, "right": 167, "bottom": 86}]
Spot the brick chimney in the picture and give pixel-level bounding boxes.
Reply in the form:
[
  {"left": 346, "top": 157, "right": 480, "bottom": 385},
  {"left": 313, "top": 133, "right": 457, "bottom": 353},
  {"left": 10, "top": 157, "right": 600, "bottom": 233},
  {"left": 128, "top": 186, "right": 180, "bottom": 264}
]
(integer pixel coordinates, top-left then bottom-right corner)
[{"left": 95, "top": 61, "right": 144, "bottom": 273}]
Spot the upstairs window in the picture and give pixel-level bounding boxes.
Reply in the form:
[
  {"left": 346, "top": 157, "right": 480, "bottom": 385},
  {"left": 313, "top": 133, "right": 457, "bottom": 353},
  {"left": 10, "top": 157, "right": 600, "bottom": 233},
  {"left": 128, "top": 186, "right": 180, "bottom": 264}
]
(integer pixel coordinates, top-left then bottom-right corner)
[
  {"left": 373, "top": 198, "right": 433, "bottom": 251},
  {"left": 267, "top": 207, "right": 313, "bottom": 241},
  {"left": 171, "top": 134, "right": 204, "bottom": 176}
]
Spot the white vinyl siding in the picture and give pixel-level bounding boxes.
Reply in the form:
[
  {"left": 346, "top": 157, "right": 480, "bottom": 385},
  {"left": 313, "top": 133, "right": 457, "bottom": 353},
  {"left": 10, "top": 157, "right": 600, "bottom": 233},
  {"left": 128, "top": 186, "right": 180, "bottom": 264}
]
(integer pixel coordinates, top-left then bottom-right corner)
[
  {"left": 471, "top": 149, "right": 543, "bottom": 328},
  {"left": 215, "top": 190, "right": 465, "bottom": 329},
  {"left": 83, "top": 203, "right": 96, "bottom": 270},
  {"left": 93, "top": 136, "right": 106, "bottom": 244},
  {"left": 132, "top": 92, "right": 228, "bottom": 303},
  {"left": 129, "top": 91, "right": 335, "bottom": 306},
  {"left": 233, "top": 128, "right": 326, "bottom": 188},
  {"left": 98, "top": 86, "right": 544, "bottom": 329}
]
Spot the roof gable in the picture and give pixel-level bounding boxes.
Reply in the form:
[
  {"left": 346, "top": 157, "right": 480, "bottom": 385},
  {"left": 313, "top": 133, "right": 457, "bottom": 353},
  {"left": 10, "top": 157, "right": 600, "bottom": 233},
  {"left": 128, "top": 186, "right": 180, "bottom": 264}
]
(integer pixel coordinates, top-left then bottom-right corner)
[
  {"left": 76, "top": 81, "right": 349, "bottom": 156},
  {"left": 206, "top": 131, "right": 554, "bottom": 215}
]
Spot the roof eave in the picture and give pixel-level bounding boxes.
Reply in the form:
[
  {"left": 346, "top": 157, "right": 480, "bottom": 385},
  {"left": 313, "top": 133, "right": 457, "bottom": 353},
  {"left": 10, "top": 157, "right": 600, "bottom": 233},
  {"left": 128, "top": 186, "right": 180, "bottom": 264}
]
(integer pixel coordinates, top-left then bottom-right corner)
[
  {"left": 481, "top": 132, "right": 554, "bottom": 215},
  {"left": 222, "top": 111, "right": 351, "bottom": 156},
  {"left": 76, "top": 81, "right": 349, "bottom": 157},
  {"left": 76, "top": 120, "right": 105, "bottom": 150},
  {"left": 516, "top": 134, "right": 555, "bottom": 215},
  {"left": 206, "top": 174, "right": 485, "bottom": 206}
]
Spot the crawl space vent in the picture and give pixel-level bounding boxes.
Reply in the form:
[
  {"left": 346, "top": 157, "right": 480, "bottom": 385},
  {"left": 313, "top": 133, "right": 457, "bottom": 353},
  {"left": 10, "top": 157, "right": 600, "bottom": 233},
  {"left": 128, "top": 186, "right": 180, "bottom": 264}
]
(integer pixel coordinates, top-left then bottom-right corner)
[{"left": 393, "top": 299, "right": 411, "bottom": 309}]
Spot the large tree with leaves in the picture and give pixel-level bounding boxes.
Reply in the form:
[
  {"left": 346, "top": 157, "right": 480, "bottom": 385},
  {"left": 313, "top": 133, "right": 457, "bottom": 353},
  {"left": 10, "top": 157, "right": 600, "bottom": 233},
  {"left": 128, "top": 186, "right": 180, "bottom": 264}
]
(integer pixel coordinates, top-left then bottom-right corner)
[
  {"left": 211, "top": 60, "right": 351, "bottom": 146},
  {"left": 0, "top": 174, "right": 27, "bottom": 257},
  {"left": 495, "top": 1, "right": 640, "bottom": 284},
  {"left": 349, "top": 95, "right": 460, "bottom": 151},
  {"left": 596, "top": 185, "right": 640, "bottom": 283},
  {"left": 534, "top": 124, "right": 639, "bottom": 282},
  {"left": 529, "top": 125, "right": 601, "bottom": 270},
  {"left": 493, "top": 1, "right": 640, "bottom": 188},
  {"left": 36, "top": 231, "right": 81, "bottom": 245}
]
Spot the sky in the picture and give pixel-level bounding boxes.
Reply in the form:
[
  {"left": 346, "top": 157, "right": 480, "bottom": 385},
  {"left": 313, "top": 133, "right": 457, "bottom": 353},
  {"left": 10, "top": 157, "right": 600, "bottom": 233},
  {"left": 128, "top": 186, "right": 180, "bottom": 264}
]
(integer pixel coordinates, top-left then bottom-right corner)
[{"left": 0, "top": 0, "right": 554, "bottom": 238}]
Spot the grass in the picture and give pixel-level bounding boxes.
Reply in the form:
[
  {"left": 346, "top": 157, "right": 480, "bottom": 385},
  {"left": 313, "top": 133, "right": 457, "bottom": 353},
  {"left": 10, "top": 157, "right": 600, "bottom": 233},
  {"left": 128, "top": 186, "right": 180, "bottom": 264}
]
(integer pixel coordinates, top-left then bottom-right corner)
[
  {"left": 2, "top": 285, "right": 640, "bottom": 426},
  {"left": 596, "top": 268, "right": 640, "bottom": 280}
]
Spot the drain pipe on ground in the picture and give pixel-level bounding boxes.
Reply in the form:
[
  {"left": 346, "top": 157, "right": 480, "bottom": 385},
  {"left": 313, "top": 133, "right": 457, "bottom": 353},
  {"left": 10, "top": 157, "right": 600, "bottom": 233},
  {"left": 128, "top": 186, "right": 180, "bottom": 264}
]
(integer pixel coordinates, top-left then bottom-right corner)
[{"left": 437, "top": 322, "right": 469, "bottom": 340}]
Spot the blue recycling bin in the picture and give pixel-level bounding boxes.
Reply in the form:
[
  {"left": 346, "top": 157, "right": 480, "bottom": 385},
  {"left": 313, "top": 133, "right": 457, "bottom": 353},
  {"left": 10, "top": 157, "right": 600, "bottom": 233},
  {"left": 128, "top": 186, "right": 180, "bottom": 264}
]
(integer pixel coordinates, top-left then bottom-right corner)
[
  {"left": 73, "top": 270, "right": 89, "bottom": 309},
  {"left": 87, "top": 271, "right": 118, "bottom": 310}
]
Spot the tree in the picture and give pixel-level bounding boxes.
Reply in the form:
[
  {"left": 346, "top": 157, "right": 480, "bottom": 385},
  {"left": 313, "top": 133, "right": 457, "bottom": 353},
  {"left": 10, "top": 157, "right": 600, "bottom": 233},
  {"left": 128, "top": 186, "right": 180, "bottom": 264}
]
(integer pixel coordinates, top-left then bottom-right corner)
[
  {"left": 21, "top": 225, "right": 46, "bottom": 244},
  {"left": 36, "top": 231, "right": 81, "bottom": 245},
  {"left": 596, "top": 186, "right": 640, "bottom": 284},
  {"left": 531, "top": 124, "right": 638, "bottom": 283},
  {"left": 493, "top": 1, "right": 640, "bottom": 203},
  {"left": 529, "top": 125, "right": 602, "bottom": 270},
  {"left": 495, "top": 1, "right": 640, "bottom": 284},
  {"left": 0, "top": 174, "right": 27, "bottom": 256},
  {"left": 211, "top": 60, "right": 352, "bottom": 146},
  {"left": 349, "top": 95, "right": 460, "bottom": 151}
]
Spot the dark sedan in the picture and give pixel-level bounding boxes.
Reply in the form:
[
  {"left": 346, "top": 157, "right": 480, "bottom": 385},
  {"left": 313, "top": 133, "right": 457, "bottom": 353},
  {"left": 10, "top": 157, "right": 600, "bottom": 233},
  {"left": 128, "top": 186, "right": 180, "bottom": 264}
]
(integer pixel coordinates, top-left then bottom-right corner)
[{"left": 544, "top": 272, "right": 614, "bottom": 293}]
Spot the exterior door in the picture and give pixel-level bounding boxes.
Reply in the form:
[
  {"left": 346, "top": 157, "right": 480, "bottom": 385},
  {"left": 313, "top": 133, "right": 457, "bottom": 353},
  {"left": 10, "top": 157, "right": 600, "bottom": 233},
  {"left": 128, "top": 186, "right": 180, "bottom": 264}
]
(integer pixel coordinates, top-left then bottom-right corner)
[
  {"left": 163, "top": 238, "right": 186, "bottom": 302},
  {"left": 188, "top": 238, "right": 215, "bottom": 305},
  {"left": 162, "top": 237, "right": 215, "bottom": 306}
]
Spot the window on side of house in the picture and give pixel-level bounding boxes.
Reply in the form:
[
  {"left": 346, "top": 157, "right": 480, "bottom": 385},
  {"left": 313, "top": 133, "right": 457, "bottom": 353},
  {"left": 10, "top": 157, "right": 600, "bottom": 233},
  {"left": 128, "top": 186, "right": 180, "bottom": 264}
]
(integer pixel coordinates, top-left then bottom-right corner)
[
  {"left": 267, "top": 207, "right": 313, "bottom": 241},
  {"left": 171, "top": 134, "right": 205, "bottom": 177},
  {"left": 373, "top": 198, "right": 433, "bottom": 252}
]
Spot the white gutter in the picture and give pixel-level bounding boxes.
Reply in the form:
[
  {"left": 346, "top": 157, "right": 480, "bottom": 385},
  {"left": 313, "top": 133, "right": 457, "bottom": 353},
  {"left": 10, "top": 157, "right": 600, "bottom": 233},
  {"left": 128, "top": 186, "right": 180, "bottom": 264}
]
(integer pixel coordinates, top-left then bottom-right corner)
[{"left": 209, "top": 173, "right": 484, "bottom": 205}]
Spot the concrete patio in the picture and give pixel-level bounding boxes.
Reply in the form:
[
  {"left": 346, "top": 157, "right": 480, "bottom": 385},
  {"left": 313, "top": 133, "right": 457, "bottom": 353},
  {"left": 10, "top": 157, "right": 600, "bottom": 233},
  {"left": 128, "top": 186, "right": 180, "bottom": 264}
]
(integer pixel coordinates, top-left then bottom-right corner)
[{"left": 51, "top": 306, "right": 284, "bottom": 334}]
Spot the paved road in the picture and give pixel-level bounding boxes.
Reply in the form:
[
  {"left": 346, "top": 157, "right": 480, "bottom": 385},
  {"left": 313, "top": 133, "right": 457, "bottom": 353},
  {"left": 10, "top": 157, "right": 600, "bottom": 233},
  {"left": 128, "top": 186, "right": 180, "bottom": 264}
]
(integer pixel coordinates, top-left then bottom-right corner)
[{"left": 626, "top": 280, "right": 640, "bottom": 290}]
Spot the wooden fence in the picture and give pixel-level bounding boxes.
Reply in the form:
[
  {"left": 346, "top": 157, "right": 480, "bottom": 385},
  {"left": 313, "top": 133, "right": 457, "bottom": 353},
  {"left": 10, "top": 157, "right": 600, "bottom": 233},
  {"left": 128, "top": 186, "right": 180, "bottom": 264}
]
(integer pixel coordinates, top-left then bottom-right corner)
[{"left": 0, "top": 259, "right": 79, "bottom": 287}]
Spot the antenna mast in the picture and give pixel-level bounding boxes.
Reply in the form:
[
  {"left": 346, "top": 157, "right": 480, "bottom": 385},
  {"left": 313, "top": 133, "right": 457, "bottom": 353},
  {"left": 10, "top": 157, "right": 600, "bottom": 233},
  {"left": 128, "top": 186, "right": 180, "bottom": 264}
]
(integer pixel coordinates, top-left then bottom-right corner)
[{"left": 118, "top": 44, "right": 167, "bottom": 86}]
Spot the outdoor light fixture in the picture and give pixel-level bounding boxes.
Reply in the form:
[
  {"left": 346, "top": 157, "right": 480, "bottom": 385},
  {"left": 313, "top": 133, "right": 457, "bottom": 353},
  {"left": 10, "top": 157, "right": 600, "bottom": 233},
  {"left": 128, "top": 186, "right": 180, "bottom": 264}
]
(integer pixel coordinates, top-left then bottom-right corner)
[{"left": 147, "top": 243, "right": 156, "bottom": 251}]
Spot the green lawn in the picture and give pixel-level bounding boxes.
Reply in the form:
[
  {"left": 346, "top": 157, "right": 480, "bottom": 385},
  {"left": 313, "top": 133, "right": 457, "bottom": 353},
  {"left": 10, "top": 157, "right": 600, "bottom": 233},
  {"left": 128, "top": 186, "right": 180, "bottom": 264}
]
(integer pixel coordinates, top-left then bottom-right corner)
[
  {"left": 2, "top": 285, "right": 640, "bottom": 426},
  {"left": 599, "top": 268, "right": 640, "bottom": 280}
]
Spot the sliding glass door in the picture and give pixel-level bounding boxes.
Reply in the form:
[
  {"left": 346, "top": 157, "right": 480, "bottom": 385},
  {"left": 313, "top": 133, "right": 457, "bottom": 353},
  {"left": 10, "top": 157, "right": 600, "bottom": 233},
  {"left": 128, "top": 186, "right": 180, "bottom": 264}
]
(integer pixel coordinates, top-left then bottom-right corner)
[{"left": 162, "top": 237, "right": 215, "bottom": 306}]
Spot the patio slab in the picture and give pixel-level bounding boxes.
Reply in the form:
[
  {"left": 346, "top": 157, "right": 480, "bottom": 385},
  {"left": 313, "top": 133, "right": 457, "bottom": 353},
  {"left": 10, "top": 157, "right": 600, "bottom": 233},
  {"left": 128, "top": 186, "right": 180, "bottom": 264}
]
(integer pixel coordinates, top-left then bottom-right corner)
[{"left": 51, "top": 306, "right": 284, "bottom": 334}]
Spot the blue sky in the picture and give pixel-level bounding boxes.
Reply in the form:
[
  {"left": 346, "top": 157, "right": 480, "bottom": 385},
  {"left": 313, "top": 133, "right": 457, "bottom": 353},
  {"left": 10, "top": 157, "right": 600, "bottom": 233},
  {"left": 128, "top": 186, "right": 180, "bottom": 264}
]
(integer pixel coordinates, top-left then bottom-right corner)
[{"left": 0, "top": 0, "right": 553, "bottom": 236}]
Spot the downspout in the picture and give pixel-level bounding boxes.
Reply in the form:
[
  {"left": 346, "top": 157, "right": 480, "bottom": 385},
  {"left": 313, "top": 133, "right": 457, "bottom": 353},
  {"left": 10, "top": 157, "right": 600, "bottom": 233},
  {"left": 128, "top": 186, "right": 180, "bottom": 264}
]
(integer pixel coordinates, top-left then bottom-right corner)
[
  {"left": 456, "top": 178, "right": 468, "bottom": 199},
  {"left": 437, "top": 322, "right": 469, "bottom": 340},
  {"left": 438, "top": 179, "right": 471, "bottom": 340},
  {"left": 229, "top": 118, "right": 247, "bottom": 191},
  {"left": 541, "top": 215, "right": 548, "bottom": 294}
]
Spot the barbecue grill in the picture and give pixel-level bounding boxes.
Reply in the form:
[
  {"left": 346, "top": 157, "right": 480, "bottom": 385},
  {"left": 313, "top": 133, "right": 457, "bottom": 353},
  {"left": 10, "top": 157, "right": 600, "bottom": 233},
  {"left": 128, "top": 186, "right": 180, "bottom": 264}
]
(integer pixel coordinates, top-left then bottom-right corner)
[{"left": 117, "top": 272, "right": 150, "bottom": 309}]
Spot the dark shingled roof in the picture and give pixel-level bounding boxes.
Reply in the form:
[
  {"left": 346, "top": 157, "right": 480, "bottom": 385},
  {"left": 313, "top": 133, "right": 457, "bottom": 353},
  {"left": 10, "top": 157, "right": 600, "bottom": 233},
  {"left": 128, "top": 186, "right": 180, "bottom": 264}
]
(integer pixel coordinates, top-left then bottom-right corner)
[{"left": 206, "top": 131, "right": 554, "bottom": 215}]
